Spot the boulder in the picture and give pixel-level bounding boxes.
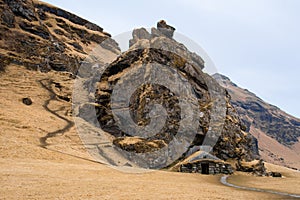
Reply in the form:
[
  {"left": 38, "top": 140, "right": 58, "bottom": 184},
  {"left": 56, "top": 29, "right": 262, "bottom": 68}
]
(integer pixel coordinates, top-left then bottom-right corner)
[
  {"left": 267, "top": 171, "right": 282, "bottom": 177},
  {"left": 236, "top": 159, "right": 267, "bottom": 176},
  {"left": 22, "top": 97, "right": 32, "bottom": 106}
]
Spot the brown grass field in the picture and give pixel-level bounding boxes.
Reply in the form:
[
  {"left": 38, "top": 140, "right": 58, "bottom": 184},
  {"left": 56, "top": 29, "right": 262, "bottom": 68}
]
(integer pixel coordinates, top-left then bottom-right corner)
[{"left": 0, "top": 65, "right": 299, "bottom": 199}]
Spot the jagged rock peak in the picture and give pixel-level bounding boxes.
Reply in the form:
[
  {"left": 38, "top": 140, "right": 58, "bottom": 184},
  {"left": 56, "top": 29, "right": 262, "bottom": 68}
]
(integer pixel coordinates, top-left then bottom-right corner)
[
  {"left": 129, "top": 20, "right": 205, "bottom": 69},
  {"left": 157, "top": 20, "right": 176, "bottom": 38}
]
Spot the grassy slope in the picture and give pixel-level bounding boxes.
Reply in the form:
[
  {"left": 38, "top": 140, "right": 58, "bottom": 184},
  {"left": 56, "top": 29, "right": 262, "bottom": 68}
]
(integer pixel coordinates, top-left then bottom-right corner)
[
  {"left": 0, "top": 65, "right": 287, "bottom": 199},
  {"left": 228, "top": 163, "right": 300, "bottom": 195}
]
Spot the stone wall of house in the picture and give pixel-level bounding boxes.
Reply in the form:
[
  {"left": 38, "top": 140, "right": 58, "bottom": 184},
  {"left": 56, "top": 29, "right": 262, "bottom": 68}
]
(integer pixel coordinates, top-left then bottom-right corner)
[{"left": 180, "top": 160, "right": 233, "bottom": 175}]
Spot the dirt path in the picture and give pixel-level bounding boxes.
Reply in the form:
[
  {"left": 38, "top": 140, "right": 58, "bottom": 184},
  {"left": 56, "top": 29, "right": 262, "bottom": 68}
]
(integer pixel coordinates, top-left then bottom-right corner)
[
  {"left": 38, "top": 79, "right": 74, "bottom": 147},
  {"left": 221, "top": 175, "right": 300, "bottom": 198}
]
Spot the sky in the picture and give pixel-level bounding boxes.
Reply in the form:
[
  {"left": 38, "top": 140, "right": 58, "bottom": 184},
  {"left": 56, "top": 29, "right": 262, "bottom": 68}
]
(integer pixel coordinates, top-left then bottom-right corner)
[{"left": 43, "top": 0, "right": 300, "bottom": 118}]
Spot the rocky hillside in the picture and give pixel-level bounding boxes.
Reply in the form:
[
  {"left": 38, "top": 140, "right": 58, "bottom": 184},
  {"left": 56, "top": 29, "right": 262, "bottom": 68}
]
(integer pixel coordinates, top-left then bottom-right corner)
[
  {"left": 0, "top": 0, "right": 119, "bottom": 73},
  {"left": 0, "top": 0, "right": 260, "bottom": 169},
  {"left": 91, "top": 23, "right": 260, "bottom": 168},
  {"left": 213, "top": 73, "right": 300, "bottom": 169}
]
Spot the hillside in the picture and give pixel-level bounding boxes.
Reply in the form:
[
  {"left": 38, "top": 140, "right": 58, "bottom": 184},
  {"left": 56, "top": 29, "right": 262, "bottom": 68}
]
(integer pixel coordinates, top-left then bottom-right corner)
[
  {"left": 0, "top": 0, "right": 261, "bottom": 168},
  {"left": 1, "top": 57, "right": 293, "bottom": 200},
  {"left": 0, "top": 0, "right": 119, "bottom": 73},
  {"left": 1, "top": 0, "right": 299, "bottom": 199},
  {"left": 213, "top": 73, "right": 300, "bottom": 169}
]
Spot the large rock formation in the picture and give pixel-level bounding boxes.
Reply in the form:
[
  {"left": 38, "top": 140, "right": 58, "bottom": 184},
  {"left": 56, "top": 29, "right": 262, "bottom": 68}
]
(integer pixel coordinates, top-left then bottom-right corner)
[{"left": 94, "top": 21, "right": 259, "bottom": 168}]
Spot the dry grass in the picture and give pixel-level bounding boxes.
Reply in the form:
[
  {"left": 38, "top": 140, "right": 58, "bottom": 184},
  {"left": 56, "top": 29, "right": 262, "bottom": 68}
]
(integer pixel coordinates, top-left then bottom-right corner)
[
  {"left": 228, "top": 163, "right": 300, "bottom": 195},
  {"left": 0, "top": 65, "right": 292, "bottom": 199},
  {"left": 251, "top": 126, "right": 300, "bottom": 168}
]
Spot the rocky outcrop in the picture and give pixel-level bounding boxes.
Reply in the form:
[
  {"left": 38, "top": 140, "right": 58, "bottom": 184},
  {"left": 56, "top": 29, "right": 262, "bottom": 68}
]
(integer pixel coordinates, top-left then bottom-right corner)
[
  {"left": 95, "top": 22, "right": 259, "bottom": 167},
  {"left": 236, "top": 159, "right": 266, "bottom": 176},
  {"left": 5, "top": 0, "right": 37, "bottom": 21},
  {"left": 0, "top": 0, "right": 118, "bottom": 74},
  {"left": 156, "top": 20, "right": 175, "bottom": 38},
  {"left": 35, "top": 3, "right": 104, "bottom": 33}
]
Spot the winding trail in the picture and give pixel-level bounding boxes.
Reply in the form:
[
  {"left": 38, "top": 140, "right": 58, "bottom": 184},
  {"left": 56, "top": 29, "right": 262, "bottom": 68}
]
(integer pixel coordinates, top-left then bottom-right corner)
[
  {"left": 220, "top": 175, "right": 300, "bottom": 198},
  {"left": 38, "top": 79, "right": 74, "bottom": 147}
]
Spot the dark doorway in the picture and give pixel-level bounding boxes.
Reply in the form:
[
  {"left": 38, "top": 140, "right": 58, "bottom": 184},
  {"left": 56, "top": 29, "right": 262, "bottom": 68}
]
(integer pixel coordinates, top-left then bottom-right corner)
[{"left": 201, "top": 163, "right": 209, "bottom": 174}]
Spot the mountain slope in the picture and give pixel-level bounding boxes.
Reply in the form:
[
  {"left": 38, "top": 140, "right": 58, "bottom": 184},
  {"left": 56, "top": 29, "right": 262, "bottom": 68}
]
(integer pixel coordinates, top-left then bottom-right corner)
[
  {"left": 213, "top": 73, "right": 300, "bottom": 169},
  {"left": 0, "top": 0, "right": 299, "bottom": 199},
  {"left": 0, "top": 0, "right": 119, "bottom": 73}
]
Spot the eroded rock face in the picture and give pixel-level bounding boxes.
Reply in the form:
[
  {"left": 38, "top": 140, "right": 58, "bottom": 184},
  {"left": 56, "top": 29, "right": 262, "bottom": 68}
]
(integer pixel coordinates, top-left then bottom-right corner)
[
  {"left": 97, "top": 48, "right": 210, "bottom": 151},
  {"left": 5, "top": 0, "right": 37, "bottom": 21},
  {"left": 95, "top": 24, "right": 258, "bottom": 164},
  {"left": 0, "top": 0, "right": 118, "bottom": 74},
  {"left": 129, "top": 28, "right": 151, "bottom": 47},
  {"left": 35, "top": 3, "right": 104, "bottom": 32},
  {"left": 1, "top": 9, "right": 15, "bottom": 28},
  {"left": 213, "top": 93, "right": 260, "bottom": 161}
]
